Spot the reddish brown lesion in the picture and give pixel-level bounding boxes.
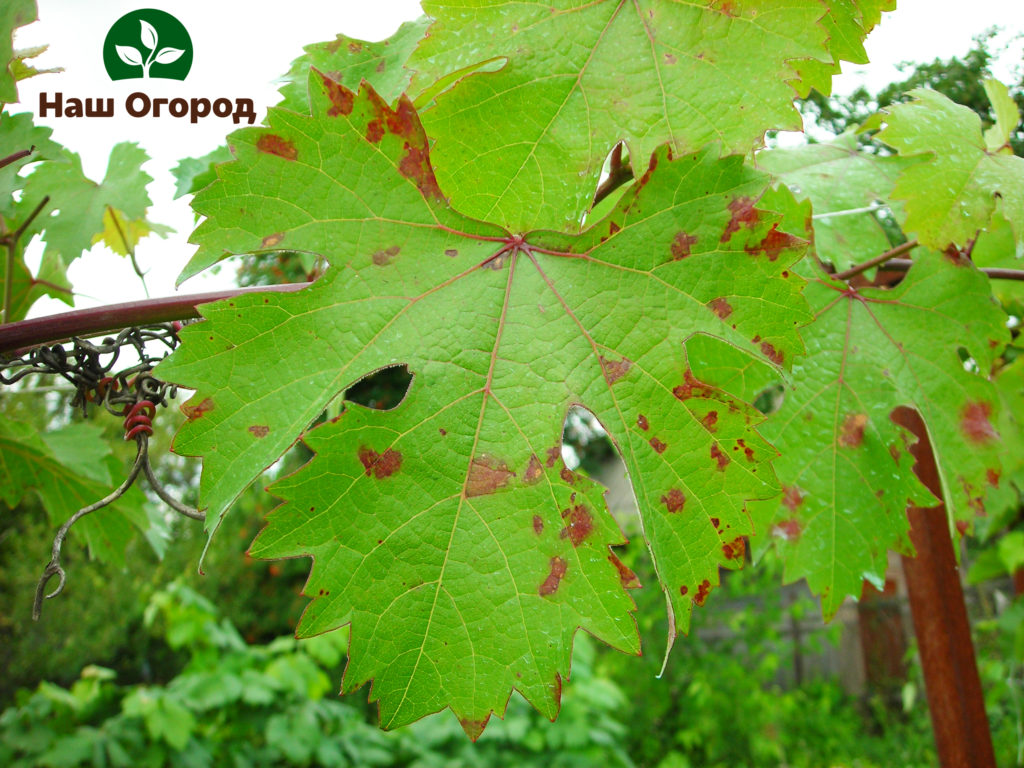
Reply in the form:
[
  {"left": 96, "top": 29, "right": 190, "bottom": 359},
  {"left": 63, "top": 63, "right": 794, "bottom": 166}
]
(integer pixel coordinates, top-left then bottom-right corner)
[
  {"left": 248, "top": 425, "right": 269, "bottom": 438},
  {"left": 722, "top": 537, "right": 746, "bottom": 561},
  {"left": 637, "top": 414, "right": 649, "bottom": 431},
  {"left": 709, "top": 297, "right": 732, "bottom": 319},
  {"left": 710, "top": 443, "right": 729, "bottom": 471},
  {"left": 670, "top": 231, "right": 698, "bottom": 259},
  {"left": 720, "top": 196, "right": 758, "bottom": 243},
  {"left": 539, "top": 556, "right": 567, "bottom": 596},
  {"left": 600, "top": 355, "right": 632, "bottom": 385},
  {"left": 372, "top": 245, "right": 401, "bottom": 265},
  {"left": 559, "top": 505, "right": 594, "bottom": 547},
  {"left": 673, "top": 369, "right": 711, "bottom": 400},
  {"left": 256, "top": 134, "right": 297, "bottom": 160},
  {"left": 609, "top": 554, "right": 640, "bottom": 588},
  {"left": 746, "top": 224, "right": 803, "bottom": 261},
  {"left": 838, "top": 413, "right": 868, "bottom": 448},
  {"left": 649, "top": 436, "right": 667, "bottom": 454},
  {"left": 465, "top": 455, "right": 515, "bottom": 497},
  {"left": 694, "top": 579, "right": 712, "bottom": 606},
  {"left": 701, "top": 410, "right": 719, "bottom": 431},
  {"left": 773, "top": 519, "right": 802, "bottom": 541},
  {"left": 960, "top": 401, "right": 997, "bottom": 444},
  {"left": 524, "top": 454, "right": 543, "bottom": 484},
  {"left": 261, "top": 232, "right": 285, "bottom": 248},
  {"left": 532, "top": 515, "right": 544, "bottom": 535},
  {"left": 182, "top": 397, "right": 215, "bottom": 421},
  {"left": 782, "top": 485, "right": 803, "bottom": 511},
  {"left": 661, "top": 488, "right": 685, "bottom": 513},
  {"left": 358, "top": 446, "right": 403, "bottom": 479}
]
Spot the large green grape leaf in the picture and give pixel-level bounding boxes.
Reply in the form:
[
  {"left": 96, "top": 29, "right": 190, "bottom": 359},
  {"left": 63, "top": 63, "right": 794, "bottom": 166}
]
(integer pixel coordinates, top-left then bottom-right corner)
[
  {"left": 278, "top": 17, "right": 429, "bottom": 113},
  {"left": 877, "top": 84, "right": 1024, "bottom": 251},
  {"left": 0, "top": 418, "right": 151, "bottom": 567},
  {"left": 756, "top": 130, "right": 916, "bottom": 271},
  {"left": 407, "top": 0, "right": 846, "bottom": 232},
  {"left": 751, "top": 252, "right": 1009, "bottom": 618},
  {"left": 157, "top": 72, "right": 810, "bottom": 734},
  {"left": 17, "top": 142, "right": 166, "bottom": 265}
]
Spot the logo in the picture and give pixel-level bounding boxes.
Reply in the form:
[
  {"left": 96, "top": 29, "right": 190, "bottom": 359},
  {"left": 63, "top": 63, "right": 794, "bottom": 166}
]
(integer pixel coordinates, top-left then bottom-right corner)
[{"left": 103, "top": 9, "right": 192, "bottom": 81}]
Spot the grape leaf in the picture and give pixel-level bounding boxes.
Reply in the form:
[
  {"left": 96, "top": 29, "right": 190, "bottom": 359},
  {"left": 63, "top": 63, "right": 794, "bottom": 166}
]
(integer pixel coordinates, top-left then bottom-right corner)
[
  {"left": 171, "top": 145, "right": 233, "bottom": 199},
  {"left": 756, "top": 130, "right": 916, "bottom": 271},
  {"left": 16, "top": 142, "right": 167, "bottom": 264},
  {"left": 0, "top": 110, "right": 64, "bottom": 216},
  {"left": 973, "top": 212, "right": 1024, "bottom": 313},
  {"left": 157, "top": 72, "right": 810, "bottom": 734},
  {"left": 407, "top": 0, "right": 843, "bottom": 232},
  {"left": 0, "top": 0, "right": 36, "bottom": 105},
  {"left": 877, "top": 85, "right": 1024, "bottom": 251},
  {"left": 752, "top": 251, "right": 1009, "bottom": 618},
  {"left": 0, "top": 418, "right": 151, "bottom": 567},
  {"left": 278, "top": 17, "right": 429, "bottom": 113}
]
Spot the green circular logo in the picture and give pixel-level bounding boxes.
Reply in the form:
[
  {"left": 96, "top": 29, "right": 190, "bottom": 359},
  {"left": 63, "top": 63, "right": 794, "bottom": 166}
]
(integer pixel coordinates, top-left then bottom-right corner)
[{"left": 103, "top": 9, "right": 192, "bottom": 81}]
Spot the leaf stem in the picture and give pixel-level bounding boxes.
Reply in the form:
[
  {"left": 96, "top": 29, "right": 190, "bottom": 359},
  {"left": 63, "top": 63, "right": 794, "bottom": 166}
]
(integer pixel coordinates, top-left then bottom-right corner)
[
  {"left": 883, "top": 259, "right": 1024, "bottom": 281},
  {"left": 0, "top": 146, "right": 34, "bottom": 171},
  {"left": 832, "top": 239, "right": 919, "bottom": 281},
  {"left": 2, "top": 195, "right": 50, "bottom": 325},
  {"left": 106, "top": 205, "right": 149, "bottom": 297}
]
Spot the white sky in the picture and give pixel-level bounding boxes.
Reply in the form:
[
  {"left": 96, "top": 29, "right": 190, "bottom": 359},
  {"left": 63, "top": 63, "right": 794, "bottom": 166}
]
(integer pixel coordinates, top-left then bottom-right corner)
[{"left": 10, "top": 0, "right": 1024, "bottom": 319}]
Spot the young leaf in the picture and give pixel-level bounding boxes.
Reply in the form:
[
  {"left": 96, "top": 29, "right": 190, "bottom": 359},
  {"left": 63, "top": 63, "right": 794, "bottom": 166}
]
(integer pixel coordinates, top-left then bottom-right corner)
[
  {"left": 877, "top": 85, "right": 1024, "bottom": 251},
  {"left": 154, "top": 47, "right": 184, "bottom": 65},
  {"left": 753, "top": 252, "right": 1009, "bottom": 618},
  {"left": 407, "top": 0, "right": 846, "bottom": 232},
  {"left": 116, "top": 45, "right": 144, "bottom": 68},
  {"left": 156, "top": 73, "right": 810, "bottom": 735},
  {"left": 139, "top": 19, "right": 158, "bottom": 52}
]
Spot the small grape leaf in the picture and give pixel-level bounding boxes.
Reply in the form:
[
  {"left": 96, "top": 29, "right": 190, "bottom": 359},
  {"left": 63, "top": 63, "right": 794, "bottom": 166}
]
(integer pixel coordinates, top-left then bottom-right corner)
[
  {"left": 278, "top": 17, "right": 429, "bottom": 113},
  {"left": 0, "top": 0, "right": 36, "bottom": 105},
  {"left": 406, "top": 0, "right": 842, "bottom": 232},
  {"left": 16, "top": 142, "right": 167, "bottom": 264},
  {"left": 982, "top": 79, "right": 1020, "bottom": 154},
  {"left": 171, "top": 145, "right": 233, "bottom": 199},
  {"left": 157, "top": 72, "right": 810, "bottom": 734},
  {"left": 751, "top": 251, "right": 1009, "bottom": 618},
  {"left": 9, "top": 44, "right": 63, "bottom": 87},
  {"left": 877, "top": 85, "right": 1024, "bottom": 251},
  {"left": 756, "top": 130, "right": 917, "bottom": 271},
  {"left": 0, "top": 418, "right": 151, "bottom": 567},
  {"left": 0, "top": 110, "right": 64, "bottom": 215}
]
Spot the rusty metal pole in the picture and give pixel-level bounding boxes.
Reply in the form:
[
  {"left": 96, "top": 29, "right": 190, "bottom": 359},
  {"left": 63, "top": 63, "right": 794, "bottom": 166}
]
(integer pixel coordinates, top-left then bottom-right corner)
[{"left": 892, "top": 407, "right": 995, "bottom": 767}]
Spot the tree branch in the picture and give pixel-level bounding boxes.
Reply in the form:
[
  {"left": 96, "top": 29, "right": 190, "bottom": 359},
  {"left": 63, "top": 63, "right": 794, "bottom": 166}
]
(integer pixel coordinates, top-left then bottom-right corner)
[
  {"left": 832, "top": 239, "right": 919, "bottom": 281},
  {"left": 0, "top": 282, "right": 308, "bottom": 355}
]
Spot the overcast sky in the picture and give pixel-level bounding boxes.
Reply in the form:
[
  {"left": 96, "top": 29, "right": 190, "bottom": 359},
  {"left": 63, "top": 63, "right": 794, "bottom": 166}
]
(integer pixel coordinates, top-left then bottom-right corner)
[{"left": 11, "top": 0, "right": 1024, "bottom": 319}]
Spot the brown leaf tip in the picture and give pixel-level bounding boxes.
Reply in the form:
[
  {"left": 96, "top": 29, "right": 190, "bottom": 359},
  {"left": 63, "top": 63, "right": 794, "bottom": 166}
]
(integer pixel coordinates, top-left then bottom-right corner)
[
  {"left": 671, "top": 231, "right": 698, "bottom": 259},
  {"left": 256, "top": 134, "right": 297, "bottom": 161},
  {"left": 358, "top": 446, "right": 403, "bottom": 479},
  {"left": 559, "top": 505, "right": 594, "bottom": 547},
  {"left": 459, "top": 716, "right": 490, "bottom": 742},
  {"left": 600, "top": 355, "right": 632, "bottom": 385},
  {"left": 661, "top": 488, "right": 686, "bottom": 513},
  {"left": 465, "top": 455, "right": 515, "bottom": 497},
  {"left": 961, "top": 401, "right": 997, "bottom": 444},
  {"left": 609, "top": 554, "right": 640, "bottom": 589},
  {"left": 317, "top": 71, "right": 355, "bottom": 117},
  {"left": 539, "top": 556, "right": 567, "bottom": 596},
  {"left": 838, "top": 413, "right": 868, "bottom": 448},
  {"left": 248, "top": 424, "right": 269, "bottom": 438}
]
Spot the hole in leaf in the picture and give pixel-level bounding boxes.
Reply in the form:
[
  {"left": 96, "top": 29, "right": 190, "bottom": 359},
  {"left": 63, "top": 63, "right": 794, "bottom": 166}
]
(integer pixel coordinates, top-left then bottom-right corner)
[{"left": 345, "top": 364, "right": 412, "bottom": 411}]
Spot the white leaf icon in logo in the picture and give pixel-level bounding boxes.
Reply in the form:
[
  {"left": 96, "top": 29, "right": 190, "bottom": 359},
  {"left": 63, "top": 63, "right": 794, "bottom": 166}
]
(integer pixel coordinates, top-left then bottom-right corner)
[
  {"left": 139, "top": 19, "right": 158, "bottom": 51},
  {"left": 154, "top": 47, "right": 184, "bottom": 65},
  {"left": 116, "top": 45, "right": 143, "bottom": 66}
]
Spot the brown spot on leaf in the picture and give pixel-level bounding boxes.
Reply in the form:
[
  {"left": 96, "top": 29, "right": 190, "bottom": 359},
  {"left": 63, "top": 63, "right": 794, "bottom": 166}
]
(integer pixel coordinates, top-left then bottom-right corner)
[
  {"left": 747, "top": 224, "right": 802, "bottom": 261},
  {"left": 735, "top": 438, "right": 755, "bottom": 462},
  {"left": 560, "top": 505, "right": 594, "bottom": 547},
  {"left": 533, "top": 515, "right": 544, "bottom": 535},
  {"left": 445, "top": 249, "right": 458, "bottom": 258},
  {"left": 317, "top": 71, "right": 355, "bottom": 116},
  {"left": 665, "top": 52, "right": 677, "bottom": 64},
  {"left": 839, "top": 413, "right": 868, "bottom": 448},
  {"left": 607, "top": 554, "right": 640, "bottom": 589},
  {"left": 661, "top": 488, "right": 686, "bottom": 513},
  {"left": 358, "top": 446, "right": 403, "bottom": 479},
  {"left": 182, "top": 397, "right": 214, "bottom": 421},
  {"left": 987, "top": 468, "right": 1000, "bottom": 488},
  {"left": 637, "top": 414, "right": 649, "bottom": 431},
  {"left": 372, "top": 245, "right": 401, "bottom": 266},
  {"left": 722, "top": 537, "right": 746, "bottom": 561},
  {"left": 650, "top": 436, "right": 667, "bottom": 454},
  {"left": 560, "top": 466, "right": 578, "bottom": 485},
  {"left": 545, "top": 446, "right": 561, "bottom": 468},
  {"left": 673, "top": 369, "right": 710, "bottom": 400},
  {"left": 636, "top": 152, "right": 659, "bottom": 188},
  {"left": 782, "top": 485, "right": 803, "bottom": 511},
  {"left": 365, "top": 119, "right": 384, "bottom": 143},
  {"left": 376, "top": 59, "right": 386, "bottom": 73},
  {"left": 398, "top": 142, "right": 443, "bottom": 199},
  {"left": 711, "top": 443, "right": 729, "bottom": 471},
  {"left": 773, "top": 519, "right": 802, "bottom": 541},
  {"left": 348, "top": 41, "right": 363, "bottom": 53},
  {"left": 709, "top": 297, "right": 732, "bottom": 319},
  {"left": 261, "top": 232, "right": 284, "bottom": 248},
  {"left": 608, "top": 221, "right": 621, "bottom": 236},
  {"left": 720, "top": 196, "right": 758, "bottom": 242},
  {"left": 671, "top": 231, "right": 698, "bottom": 259},
  {"left": 539, "top": 556, "right": 567, "bottom": 596},
  {"left": 459, "top": 717, "right": 489, "bottom": 742},
  {"left": 466, "top": 455, "right": 515, "bottom": 497},
  {"left": 956, "top": 519, "right": 970, "bottom": 536},
  {"left": 694, "top": 579, "right": 712, "bottom": 606},
  {"left": 888, "top": 443, "right": 901, "bottom": 464},
  {"left": 680, "top": 585, "right": 689, "bottom": 596},
  {"left": 256, "top": 134, "right": 297, "bottom": 160},
  {"left": 701, "top": 410, "right": 719, "bottom": 431},
  {"left": 600, "top": 355, "right": 632, "bottom": 385},
  {"left": 524, "top": 454, "right": 543, "bottom": 484},
  {"left": 711, "top": 517, "right": 720, "bottom": 529},
  {"left": 759, "top": 340, "right": 784, "bottom": 365},
  {"left": 961, "top": 401, "right": 997, "bottom": 443},
  {"left": 248, "top": 425, "right": 269, "bottom": 438}
]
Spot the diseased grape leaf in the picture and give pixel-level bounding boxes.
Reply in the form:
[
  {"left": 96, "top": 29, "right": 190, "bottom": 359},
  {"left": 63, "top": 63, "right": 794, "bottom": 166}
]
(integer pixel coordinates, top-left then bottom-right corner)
[
  {"left": 756, "top": 130, "right": 916, "bottom": 271},
  {"left": 278, "top": 17, "right": 429, "bottom": 113},
  {"left": 0, "top": 419, "right": 152, "bottom": 567},
  {"left": 407, "top": 0, "right": 847, "bottom": 232},
  {"left": 750, "top": 251, "right": 1009, "bottom": 618},
  {"left": 156, "top": 72, "right": 810, "bottom": 735},
  {"left": 877, "top": 84, "right": 1024, "bottom": 251}
]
